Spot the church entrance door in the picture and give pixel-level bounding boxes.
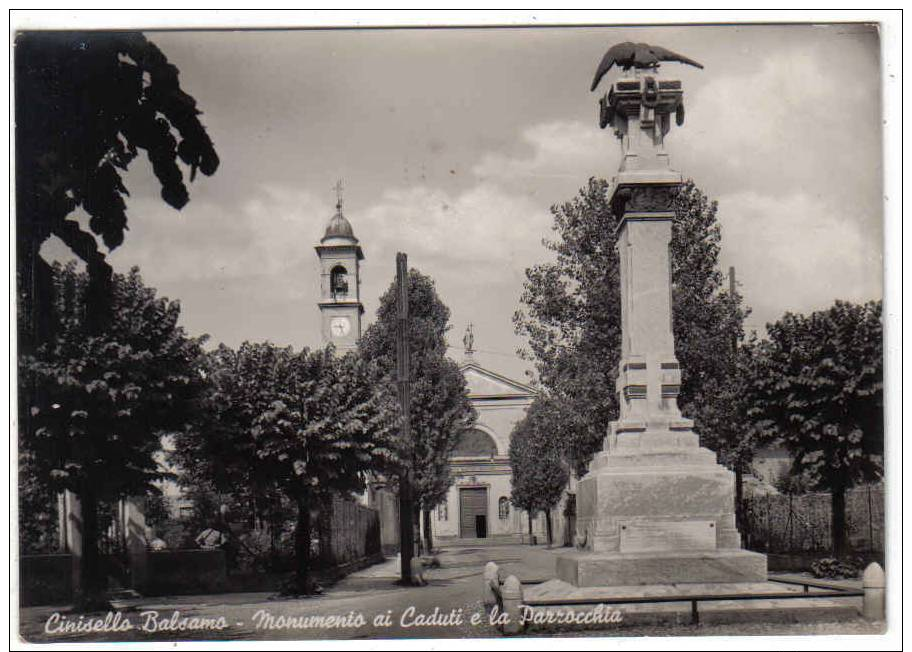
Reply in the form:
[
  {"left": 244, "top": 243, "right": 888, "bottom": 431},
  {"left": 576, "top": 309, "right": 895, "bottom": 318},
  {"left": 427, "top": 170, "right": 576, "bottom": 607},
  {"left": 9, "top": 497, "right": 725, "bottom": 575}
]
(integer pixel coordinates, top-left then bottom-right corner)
[{"left": 459, "top": 488, "right": 488, "bottom": 538}]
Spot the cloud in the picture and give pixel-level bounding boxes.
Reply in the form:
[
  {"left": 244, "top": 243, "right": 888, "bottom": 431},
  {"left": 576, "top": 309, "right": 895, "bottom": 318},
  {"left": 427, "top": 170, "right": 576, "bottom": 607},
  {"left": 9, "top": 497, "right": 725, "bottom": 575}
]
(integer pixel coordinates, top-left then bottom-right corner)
[
  {"left": 673, "top": 43, "right": 881, "bottom": 222},
  {"left": 717, "top": 190, "right": 882, "bottom": 329},
  {"left": 35, "top": 41, "right": 882, "bottom": 372},
  {"left": 353, "top": 181, "right": 555, "bottom": 365},
  {"left": 361, "top": 182, "right": 552, "bottom": 271},
  {"left": 472, "top": 121, "right": 611, "bottom": 186},
  {"left": 108, "top": 185, "right": 331, "bottom": 290}
]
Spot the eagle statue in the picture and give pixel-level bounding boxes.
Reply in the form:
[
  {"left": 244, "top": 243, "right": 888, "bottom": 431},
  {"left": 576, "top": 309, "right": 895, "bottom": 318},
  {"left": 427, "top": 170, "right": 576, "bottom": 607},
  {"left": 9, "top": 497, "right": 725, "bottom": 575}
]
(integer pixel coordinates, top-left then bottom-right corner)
[{"left": 590, "top": 42, "right": 704, "bottom": 91}]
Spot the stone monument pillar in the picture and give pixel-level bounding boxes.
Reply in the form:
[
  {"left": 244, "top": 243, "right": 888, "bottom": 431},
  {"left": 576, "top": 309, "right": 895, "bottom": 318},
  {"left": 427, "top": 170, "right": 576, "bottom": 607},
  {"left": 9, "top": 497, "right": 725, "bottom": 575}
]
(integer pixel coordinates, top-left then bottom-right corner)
[{"left": 558, "top": 67, "right": 766, "bottom": 587}]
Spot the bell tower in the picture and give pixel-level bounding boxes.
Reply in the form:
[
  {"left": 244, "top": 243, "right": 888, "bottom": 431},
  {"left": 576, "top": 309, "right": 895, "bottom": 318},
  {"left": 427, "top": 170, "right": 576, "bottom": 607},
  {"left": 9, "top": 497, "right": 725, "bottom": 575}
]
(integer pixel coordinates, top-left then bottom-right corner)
[{"left": 315, "top": 181, "right": 364, "bottom": 353}]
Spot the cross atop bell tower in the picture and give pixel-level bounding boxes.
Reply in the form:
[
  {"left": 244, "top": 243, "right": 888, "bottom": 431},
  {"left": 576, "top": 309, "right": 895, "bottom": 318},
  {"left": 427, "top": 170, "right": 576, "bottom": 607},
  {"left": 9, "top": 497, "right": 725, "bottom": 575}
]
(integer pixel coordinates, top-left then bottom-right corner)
[
  {"left": 315, "top": 180, "right": 364, "bottom": 353},
  {"left": 333, "top": 178, "right": 345, "bottom": 214}
]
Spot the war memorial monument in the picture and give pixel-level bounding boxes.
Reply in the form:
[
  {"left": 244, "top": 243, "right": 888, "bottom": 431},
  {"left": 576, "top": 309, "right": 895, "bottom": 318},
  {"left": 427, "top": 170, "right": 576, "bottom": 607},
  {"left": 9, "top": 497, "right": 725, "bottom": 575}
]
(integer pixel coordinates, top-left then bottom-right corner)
[{"left": 540, "top": 43, "right": 768, "bottom": 592}]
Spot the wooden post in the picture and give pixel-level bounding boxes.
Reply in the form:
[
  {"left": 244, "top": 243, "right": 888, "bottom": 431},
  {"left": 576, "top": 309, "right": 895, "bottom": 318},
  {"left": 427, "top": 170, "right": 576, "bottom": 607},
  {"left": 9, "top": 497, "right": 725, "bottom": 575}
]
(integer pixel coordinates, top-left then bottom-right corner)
[
  {"left": 396, "top": 252, "right": 415, "bottom": 585},
  {"left": 867, "top": 484, "right": 875, "bottom": 550},
  {"left": 786, "top": 493, "right": 793, "bottom": 552}
]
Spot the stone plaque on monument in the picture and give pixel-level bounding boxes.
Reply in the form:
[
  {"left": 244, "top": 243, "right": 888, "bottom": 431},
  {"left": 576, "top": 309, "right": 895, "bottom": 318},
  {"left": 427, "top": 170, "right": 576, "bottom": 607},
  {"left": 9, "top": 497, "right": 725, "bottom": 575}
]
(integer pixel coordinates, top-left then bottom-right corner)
[{"left": 619, "top": 520, "right": 716, "bottom": 553}]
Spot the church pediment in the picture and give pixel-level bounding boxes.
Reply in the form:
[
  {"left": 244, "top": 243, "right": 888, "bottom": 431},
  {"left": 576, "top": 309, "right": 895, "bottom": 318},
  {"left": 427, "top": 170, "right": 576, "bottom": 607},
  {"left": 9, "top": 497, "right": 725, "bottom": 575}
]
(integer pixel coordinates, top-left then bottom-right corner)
[{"left": 460, "top": 362, "right": 537, "bottom": 399}]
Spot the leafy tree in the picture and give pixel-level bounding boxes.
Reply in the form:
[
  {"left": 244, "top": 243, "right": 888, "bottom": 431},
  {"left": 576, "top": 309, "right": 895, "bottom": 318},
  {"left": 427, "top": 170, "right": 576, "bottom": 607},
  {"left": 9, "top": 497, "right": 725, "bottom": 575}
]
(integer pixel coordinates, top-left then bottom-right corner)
[
  {"left": 255, "top": 348, "right": 399, "bottom": 594},
  {"left": 360, "top": 269, "right": 477, "bottom": 553},
  {"left": 509, "top": 396, "right": 570, "bottom": 546},
  {"left": 514, "top": 179, "right": 748, "bottom": 477},
  {"left": 174, "top": 342, "right": 399, "bottom": 594},
  {"left": 18, "top": 451, "right": 59, "bottom": 555},
  {"left": 18, "top": 263, "right": 206, "bottom": 609},
  {"left": 171, "top": 342, "right": 293, "bottom": 551},
  {"left": 747, "top": 300, "right": 883, "bottom": 555},
  {"left": 771, "top": 465, "right": 815, "bottom": 496},
  {"left": 694, "top": 337, "right": 765, "bottom": 528},
  {"left": 15, "top": 31, "right": 218, "bottom": 347},
  {"left": 142, "top": 493, "right": 172, "bottom": 533}
]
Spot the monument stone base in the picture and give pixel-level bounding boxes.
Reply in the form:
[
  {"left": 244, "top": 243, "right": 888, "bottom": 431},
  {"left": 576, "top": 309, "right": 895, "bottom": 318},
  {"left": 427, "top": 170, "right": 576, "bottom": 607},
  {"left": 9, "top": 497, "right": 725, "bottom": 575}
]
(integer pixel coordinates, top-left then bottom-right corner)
[
  {"left": 556, "top": 549, "right": 767, "bottom": 587},
  {"left": 560, "top": 426, "right": 767, "bottom": 587}
]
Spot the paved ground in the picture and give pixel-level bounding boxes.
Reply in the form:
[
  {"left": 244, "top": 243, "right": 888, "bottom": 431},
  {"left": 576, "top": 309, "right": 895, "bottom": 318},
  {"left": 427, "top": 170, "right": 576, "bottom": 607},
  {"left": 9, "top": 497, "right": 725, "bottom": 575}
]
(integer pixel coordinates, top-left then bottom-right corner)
[{"left": 17, "top": 545, "right": 883, "bottom": 643}]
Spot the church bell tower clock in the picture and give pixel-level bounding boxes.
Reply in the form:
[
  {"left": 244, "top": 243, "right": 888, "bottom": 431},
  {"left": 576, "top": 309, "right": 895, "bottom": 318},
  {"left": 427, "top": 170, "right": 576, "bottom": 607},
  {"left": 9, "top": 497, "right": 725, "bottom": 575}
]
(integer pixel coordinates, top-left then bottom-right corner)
[{"left": 315, "top": 182, "right": 364, "bottom": 353}]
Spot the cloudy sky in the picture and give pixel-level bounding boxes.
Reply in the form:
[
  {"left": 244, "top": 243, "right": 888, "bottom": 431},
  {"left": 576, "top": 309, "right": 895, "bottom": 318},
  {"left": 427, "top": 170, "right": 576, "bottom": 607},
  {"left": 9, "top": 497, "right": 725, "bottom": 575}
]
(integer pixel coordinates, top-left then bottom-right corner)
[{"left": 42, "top": 22, "right": 883, "bottom": 381}]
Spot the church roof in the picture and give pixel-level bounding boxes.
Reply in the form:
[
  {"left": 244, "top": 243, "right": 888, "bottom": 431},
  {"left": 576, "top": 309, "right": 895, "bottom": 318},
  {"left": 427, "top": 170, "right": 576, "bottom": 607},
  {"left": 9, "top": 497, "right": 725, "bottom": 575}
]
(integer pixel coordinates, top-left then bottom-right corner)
[
  {"left": 321, "top": 210, "right": 358, "bottom": 244},
  {"left": 459, "top": 360, "right": 537, "bottom": 401}
]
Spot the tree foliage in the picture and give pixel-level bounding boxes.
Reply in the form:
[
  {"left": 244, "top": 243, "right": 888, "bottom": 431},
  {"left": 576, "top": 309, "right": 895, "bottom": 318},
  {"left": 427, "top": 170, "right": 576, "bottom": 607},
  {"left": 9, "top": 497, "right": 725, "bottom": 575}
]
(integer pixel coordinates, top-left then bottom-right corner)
[
  {"left": 172, "top": 342, "right": 399, "bottom": 593},
  {"left": 18, "top": 451, "right": 59, "bottom": 555},
  {"left": 360, "top": 269, "right": 477, "bottom": 513},
  {"left": 18, "top": 263, "right": 205, "bottom": 606},
  {"left": 172, "top": 343, "right": 290, "bottom": 515},
  {"left": 15, "top": 31, "right": 218, "bottom": 345},
  {"left": 509, "top": 396, "right": 570, "bottom": 544},
  {"left": 19, "top": 263, "right": 205, "bottom": 499},
  {"left": 255, "top": 348, "right": 400, "bottom": 502},
  {"left": 513, "top": 178, "right": 748, "bottom": 476},
  {"left": 746, "top": 299, "right": 883, "bottom": 553}
]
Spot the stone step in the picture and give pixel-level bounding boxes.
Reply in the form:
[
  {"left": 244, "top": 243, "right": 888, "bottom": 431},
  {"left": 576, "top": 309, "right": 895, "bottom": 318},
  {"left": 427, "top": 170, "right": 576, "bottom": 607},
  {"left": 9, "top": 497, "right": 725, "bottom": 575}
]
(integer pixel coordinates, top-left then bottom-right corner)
[
  {"left": 556, "top": 549, "right": 767, "bottom": 586},
  {"left": 437, "top": 534, "right": 524, "bottom": 547}
]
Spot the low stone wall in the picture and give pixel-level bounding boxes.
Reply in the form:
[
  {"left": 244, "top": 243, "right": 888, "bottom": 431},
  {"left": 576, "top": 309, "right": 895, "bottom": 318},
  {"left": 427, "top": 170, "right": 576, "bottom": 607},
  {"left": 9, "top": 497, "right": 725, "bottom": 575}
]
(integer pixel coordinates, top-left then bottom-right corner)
[
  {"left": 20, "top": 554, "right": 73, "bottom": 607},
  {"left": 144, "top": 549, "right": 227, "bottom": 596}
]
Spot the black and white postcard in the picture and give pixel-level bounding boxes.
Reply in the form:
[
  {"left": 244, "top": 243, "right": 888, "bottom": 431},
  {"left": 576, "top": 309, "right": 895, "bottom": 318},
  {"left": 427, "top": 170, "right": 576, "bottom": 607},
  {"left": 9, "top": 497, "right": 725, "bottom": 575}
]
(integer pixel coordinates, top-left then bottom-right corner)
[{"left": 10, "top": 10, "right": 901, "bottom": 650}]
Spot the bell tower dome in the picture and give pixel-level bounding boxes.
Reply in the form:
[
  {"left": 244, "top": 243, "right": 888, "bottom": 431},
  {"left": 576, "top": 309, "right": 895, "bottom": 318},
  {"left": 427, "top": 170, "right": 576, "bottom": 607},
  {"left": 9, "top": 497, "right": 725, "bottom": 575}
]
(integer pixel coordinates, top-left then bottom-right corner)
[{"left": 315, "top": 181, "right": 364, "bottom": 352}]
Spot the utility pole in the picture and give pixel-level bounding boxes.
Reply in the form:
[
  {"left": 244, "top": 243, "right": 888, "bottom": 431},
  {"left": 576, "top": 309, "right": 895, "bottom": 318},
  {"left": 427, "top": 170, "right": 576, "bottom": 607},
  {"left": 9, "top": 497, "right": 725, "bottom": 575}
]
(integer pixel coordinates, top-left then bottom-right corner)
[
  {"left": 729, "top": 265, "right": 745, "bottom": 532},
  {"left": 729, "top": 266, "right": 738, "bottom": 356},
  {"left": 396, "top": 252, "right": 415, "bottom": 585}
]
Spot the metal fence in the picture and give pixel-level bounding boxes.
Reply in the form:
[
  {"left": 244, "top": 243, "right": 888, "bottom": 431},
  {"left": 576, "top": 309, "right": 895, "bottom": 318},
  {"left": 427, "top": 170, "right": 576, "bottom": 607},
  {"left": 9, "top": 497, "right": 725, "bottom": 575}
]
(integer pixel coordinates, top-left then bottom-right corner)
[{"left": 743, "top": 484, "right": 884, "bottom": 554}]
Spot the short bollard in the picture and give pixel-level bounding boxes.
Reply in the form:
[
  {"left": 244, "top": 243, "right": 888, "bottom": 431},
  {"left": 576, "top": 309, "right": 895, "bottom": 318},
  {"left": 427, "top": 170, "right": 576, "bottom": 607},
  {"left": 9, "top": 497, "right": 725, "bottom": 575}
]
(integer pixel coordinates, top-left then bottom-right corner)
[
  {"left": 501, "top": 575, "right": 524, "bottom": 635},
  {"left": 411, "top": 557, "right": 427, "bottom": 586},
  {"left": 862, "top": 562, "right": 885, "bottom": 621},
  {"left": 483, "top": 562, "right": 499, "bottom": 607}
]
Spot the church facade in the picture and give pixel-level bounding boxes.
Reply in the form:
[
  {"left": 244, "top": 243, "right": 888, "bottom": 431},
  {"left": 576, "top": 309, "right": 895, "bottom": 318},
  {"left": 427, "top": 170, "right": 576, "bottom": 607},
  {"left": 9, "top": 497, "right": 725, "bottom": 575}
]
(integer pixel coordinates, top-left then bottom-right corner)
[
  {"left": 429, "top": 351, "right": 570, "bottom": 545},
  {"left": 314, "top": 200, "right": 567, "bottom": 546},
  {"left": 431, "top": 354, "right": 537, "bottom": 542}
]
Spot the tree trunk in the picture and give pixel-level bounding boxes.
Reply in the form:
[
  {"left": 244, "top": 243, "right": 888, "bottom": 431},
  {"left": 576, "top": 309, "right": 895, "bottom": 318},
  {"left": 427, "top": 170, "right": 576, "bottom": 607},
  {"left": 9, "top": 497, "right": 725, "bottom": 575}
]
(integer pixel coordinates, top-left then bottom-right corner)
[
  {"left": 527, "top": 510, "right": 535, "bottom": 545},
  {"left": 831, "top": 483, "right": 848, "bottom": 556},
  {"left": 545, "top": 509, "right": 553, "bottom": 547},
  {"left": 75, "top": 484, "right": 109, "bottom": 611},
  {"left": 289, "top": 493, "right": 316, "bottom": 595},
  {"left": 413, "top": 508, "right": 422, "bottom": 556},
  {"left": 422, "top": 509, "right": 433, "bottom": 554}
]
